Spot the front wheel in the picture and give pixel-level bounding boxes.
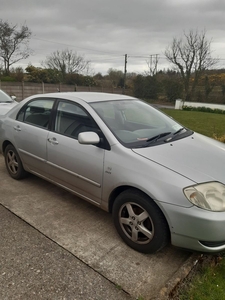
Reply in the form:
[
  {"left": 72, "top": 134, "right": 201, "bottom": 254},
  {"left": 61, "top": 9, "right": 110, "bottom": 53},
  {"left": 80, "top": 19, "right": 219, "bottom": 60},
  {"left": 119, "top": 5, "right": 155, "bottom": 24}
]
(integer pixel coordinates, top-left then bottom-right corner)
[
  {"left": 4, "top": 144, "right": 28, "bottom": 180},
  {"left": 112, "top": 189, "right": 170, "bottom": 253}
]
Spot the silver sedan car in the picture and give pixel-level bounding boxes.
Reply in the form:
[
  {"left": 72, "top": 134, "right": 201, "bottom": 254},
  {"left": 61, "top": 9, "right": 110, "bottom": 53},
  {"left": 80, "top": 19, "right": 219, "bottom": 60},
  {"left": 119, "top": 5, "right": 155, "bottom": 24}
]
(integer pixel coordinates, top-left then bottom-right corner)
[{"left": 1, "top": 92, "right": 225, "bottom": 253}]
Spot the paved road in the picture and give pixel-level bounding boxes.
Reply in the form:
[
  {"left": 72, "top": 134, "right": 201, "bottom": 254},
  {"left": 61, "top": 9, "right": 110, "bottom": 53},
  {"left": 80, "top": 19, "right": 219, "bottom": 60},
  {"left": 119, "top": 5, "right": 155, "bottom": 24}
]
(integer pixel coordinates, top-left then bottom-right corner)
[
  {"left": 0, "top": 156, "right": 198, "bottom": 300},
  {"left": 0, "top": 205, "right": 131, "bottom": 300}
]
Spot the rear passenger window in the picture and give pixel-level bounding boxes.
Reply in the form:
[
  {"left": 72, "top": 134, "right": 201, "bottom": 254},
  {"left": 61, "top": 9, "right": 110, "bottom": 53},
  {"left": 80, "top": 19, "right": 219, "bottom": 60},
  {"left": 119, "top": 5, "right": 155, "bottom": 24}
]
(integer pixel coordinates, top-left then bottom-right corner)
[
  {"left": 17, "top": 99, "right": 54, "bottom": 128},
  {"left": 55, "top": 101, "right": 99, "bottom": 139}
]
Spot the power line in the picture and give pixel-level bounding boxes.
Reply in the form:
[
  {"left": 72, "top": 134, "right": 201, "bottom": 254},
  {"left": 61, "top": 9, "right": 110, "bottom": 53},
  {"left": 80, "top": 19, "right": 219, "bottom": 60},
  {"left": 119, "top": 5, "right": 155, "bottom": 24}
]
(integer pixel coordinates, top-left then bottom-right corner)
[
  {"left": 14, "top": 36, "right": 225, "bottom": 73},
  {"left": 32, "top": 37, "right": 124, "bottom": 57},
  {"left": 32, "top": 37, "right": 169, "bottom": 60}
]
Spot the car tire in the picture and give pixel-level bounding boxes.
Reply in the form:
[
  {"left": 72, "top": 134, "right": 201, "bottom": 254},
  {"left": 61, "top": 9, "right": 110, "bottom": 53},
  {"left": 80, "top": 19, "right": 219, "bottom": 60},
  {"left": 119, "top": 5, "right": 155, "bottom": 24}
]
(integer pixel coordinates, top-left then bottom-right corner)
[
  {"left": 4, "top": 144, "right": 28, "bottom": 180},
  {"left": 112, "top": 189, "right": 170, "bottom": 253}
]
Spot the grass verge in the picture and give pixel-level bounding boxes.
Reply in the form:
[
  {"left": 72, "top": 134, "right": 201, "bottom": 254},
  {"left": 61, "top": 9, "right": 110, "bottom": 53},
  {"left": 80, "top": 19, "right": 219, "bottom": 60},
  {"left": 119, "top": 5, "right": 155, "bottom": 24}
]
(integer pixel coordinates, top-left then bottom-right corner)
[
  {"left": 169, "top": 254, "right": 225, "bottom": 300},
  {"left": 161, "top": 109, "right": 225, "bottom": 138}
]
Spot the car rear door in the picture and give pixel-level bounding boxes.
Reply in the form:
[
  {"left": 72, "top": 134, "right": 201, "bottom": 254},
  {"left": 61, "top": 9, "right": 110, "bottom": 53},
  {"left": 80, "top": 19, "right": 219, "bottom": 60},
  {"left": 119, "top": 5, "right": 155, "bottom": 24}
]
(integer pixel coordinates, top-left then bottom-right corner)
[
  {"left": 14, "top": 98, "right": 54, "bottom": 177},
  {"left": 46, "top": 100, "right": 104, "bottom": 205}
]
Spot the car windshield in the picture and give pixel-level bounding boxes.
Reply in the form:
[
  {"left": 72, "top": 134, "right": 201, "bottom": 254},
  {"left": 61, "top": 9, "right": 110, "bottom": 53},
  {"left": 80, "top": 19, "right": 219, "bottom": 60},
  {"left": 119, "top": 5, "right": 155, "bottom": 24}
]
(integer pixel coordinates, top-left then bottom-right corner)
[
  {"left": 91, "top": 99, "right": 193, "bottom": 148},
  {"left": 0, "top": 89, "right": 13, "bottom": 103}
]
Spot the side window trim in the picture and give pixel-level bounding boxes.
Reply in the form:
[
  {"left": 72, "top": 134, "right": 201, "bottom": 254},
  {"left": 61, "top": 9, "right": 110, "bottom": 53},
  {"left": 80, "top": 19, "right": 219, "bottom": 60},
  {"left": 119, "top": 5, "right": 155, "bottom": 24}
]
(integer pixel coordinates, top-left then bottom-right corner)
[
  {"left": 54, "top": 100, "right": 98, "bottom": 139},
  {"left": 16, "top": 98, "right": 55, "bottom": 129},
  {"left": 53, "top": 99, "right": 111, "bottom": 150}
]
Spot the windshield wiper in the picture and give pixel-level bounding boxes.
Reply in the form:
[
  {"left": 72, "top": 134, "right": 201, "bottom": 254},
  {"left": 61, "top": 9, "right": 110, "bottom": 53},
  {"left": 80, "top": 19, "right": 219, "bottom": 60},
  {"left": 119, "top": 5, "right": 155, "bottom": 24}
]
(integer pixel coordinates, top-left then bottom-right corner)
[
  {"left": 146, "top": 132, "right": 172, "bottom": 143},
  {"left": 166, "top": 127, "right": 188, "bottom": 142},
  {"left": 173, "top": 127, "right": 186, "bottom": 136},
  {"left": 165, "top": 127, "right": 188, "bottom": 142}
]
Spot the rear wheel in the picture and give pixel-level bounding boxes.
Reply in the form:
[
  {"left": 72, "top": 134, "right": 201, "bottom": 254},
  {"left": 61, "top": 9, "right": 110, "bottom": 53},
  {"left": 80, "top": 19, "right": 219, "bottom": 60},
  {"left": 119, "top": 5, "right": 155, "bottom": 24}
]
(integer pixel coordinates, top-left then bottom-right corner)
[
  {"left": 112, "top": 189, "right": 170, "bottom": 253},
  {"left": 4, "top": 144, "right": 27, "bottom": 180}
]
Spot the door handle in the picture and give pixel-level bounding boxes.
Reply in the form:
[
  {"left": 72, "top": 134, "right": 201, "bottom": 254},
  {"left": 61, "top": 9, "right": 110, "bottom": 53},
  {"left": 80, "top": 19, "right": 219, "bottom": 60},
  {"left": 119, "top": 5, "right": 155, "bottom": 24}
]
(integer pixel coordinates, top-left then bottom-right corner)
[
  {"left": 47, "top": 137, "right": 59, "bottom": 145},
  {"left": 13, "top": 125, "right": 21, "bottom": 132}
]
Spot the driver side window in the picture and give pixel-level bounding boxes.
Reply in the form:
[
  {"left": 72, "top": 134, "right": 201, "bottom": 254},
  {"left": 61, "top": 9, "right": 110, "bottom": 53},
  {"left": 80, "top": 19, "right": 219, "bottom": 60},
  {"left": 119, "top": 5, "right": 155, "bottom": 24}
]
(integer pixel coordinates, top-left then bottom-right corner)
[{"left": 55, "top": 101, "right": 99, "bottom": 139}]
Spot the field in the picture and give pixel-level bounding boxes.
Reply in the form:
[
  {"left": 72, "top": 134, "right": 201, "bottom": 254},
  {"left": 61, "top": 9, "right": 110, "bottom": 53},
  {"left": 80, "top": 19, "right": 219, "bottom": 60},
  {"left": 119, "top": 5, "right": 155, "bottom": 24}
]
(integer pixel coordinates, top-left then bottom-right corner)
[{"left": 161, "top": 109, "right": 225, "bottom": 138}]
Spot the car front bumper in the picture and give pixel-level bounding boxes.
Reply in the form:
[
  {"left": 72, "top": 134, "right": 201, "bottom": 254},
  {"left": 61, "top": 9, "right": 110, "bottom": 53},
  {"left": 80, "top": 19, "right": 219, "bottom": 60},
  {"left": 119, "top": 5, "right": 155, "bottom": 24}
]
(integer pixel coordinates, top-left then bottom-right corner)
[{"left": 160, "top": 202, "right": 225, "bottom": 253}]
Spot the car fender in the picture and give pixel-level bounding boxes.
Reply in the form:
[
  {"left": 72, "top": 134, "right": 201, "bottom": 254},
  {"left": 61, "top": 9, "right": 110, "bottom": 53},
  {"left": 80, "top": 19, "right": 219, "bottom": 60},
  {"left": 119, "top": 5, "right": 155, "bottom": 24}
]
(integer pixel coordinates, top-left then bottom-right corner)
[{"left": 101, "top": 144, "right": 195, "bottom": 212}]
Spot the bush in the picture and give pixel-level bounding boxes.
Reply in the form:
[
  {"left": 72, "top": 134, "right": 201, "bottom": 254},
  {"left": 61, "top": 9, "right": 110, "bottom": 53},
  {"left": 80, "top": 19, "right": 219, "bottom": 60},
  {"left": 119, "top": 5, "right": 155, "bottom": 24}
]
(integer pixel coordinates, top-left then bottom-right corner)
[
  {"left": 182, "top": 106, "right": 225, "bottom": 114},
  {"left": 0, "top": 76, "right": 15, "bottom": 81},
  {"left": 133, "top": 75, "right": 159, "bottom": 99},
  {"left": 163, "top": 78, "right": 183, "bottom": 102}
]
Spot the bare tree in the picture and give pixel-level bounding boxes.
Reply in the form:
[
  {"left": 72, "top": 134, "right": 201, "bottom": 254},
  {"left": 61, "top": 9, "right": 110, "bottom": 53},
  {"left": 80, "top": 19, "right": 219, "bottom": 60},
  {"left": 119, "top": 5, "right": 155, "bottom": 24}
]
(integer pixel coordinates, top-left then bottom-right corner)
[
  {"left": 42, "top": 49, "right": 90, "bottom": 82},
  {"left": 165, "top": 29, "right": 217, "bottom": 101},
  {"left": 145, "top": 54, "right": 159, "bottom": 76},
  {"left": 0, "top": 20, "right": 32, "bottom": 75}
]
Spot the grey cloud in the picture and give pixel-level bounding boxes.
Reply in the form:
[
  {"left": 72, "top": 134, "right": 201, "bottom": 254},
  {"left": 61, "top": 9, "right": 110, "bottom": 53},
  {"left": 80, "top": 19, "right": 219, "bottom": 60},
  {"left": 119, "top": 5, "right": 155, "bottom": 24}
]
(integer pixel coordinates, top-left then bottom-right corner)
[{"left": 1, "top": 0, "right": 225, "bottom": 74}]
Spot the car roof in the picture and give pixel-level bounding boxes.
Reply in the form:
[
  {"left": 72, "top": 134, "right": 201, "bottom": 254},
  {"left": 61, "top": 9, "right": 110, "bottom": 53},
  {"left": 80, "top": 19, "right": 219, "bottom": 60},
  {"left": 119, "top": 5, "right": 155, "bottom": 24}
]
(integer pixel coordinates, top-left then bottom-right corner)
[{"left": 34, "top": 92, "right": 136, "bottom": 103}]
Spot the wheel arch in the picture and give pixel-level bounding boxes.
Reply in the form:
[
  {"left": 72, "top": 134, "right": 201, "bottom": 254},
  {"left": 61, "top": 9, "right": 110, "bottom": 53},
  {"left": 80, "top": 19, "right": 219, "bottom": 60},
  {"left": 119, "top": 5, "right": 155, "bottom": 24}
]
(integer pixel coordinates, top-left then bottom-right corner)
[
  {"left": 2, "top": 140, "right": 13, "bottom": 155},
  {"left": 108, "top": 185, "right": 170, "bottom": 228},
  {"left": 108, "top": 185, "right": 131, "bottom": 213}
]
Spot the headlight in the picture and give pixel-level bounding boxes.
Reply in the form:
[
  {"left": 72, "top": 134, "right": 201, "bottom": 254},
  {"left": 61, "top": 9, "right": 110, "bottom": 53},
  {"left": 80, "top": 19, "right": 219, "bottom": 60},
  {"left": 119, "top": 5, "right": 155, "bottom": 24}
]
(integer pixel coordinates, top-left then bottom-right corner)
[{"left": 184, "top": 182, "right": 225, "bottom": 211}]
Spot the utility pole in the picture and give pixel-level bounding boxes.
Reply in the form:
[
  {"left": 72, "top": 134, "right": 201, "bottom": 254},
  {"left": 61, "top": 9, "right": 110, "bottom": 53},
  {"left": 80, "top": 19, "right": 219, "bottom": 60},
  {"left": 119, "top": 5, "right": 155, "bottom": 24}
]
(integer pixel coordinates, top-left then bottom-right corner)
[
  {"left": 123, "top": 54, "right": 127, "bottom": 93},
  {"left": 148, "top": 54, "right": 159, "bottom": 76},
  {"left": 155, "top": 54, "right": 158, "bottom": 74}
]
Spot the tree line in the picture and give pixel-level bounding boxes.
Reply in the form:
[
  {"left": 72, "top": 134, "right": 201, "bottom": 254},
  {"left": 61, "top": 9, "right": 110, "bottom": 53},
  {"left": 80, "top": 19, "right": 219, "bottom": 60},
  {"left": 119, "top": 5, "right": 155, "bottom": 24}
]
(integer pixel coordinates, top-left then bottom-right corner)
[{"left": 0, "top": 19, "right": 224, "bottom": 103}]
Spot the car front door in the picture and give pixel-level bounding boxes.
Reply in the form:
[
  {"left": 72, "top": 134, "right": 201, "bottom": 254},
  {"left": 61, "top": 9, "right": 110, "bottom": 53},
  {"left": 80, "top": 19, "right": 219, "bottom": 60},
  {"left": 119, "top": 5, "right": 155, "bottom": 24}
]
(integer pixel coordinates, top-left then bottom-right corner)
[{"left": 46, "top": 100, "right": 104, "bottom": 205}]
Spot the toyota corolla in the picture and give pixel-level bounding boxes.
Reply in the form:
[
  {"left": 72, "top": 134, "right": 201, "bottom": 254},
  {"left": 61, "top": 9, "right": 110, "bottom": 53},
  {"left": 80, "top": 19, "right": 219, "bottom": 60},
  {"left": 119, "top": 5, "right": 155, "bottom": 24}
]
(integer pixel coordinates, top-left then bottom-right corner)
[{"left": 0, "top": 92, "right": 225, "bottom": 253}]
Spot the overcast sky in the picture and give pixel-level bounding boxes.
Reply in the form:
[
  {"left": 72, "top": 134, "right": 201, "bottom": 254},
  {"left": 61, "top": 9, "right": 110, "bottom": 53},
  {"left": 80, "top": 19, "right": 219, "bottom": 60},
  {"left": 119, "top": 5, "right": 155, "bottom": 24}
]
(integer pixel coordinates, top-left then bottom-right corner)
[{"left": 1, "top": 0, "right": 225, "bottom": 75}]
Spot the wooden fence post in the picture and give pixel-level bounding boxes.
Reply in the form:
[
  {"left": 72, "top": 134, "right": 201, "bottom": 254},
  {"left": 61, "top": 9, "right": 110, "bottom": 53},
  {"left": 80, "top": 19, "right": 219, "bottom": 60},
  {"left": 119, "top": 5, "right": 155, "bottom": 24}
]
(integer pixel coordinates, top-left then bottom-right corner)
[{"left": 22, "top": 81, "right": 24, "bottom": 100}]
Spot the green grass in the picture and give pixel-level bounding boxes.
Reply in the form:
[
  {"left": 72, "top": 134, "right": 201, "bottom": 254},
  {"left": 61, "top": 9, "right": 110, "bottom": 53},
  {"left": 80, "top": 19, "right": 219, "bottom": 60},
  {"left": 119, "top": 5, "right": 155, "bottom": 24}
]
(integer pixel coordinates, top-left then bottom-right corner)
[
  {"left": 161, "top": 109, "right": 225, "bottom": 138},
  {"left": 174, "top": 254, "right": 225, "bottom": 300}
]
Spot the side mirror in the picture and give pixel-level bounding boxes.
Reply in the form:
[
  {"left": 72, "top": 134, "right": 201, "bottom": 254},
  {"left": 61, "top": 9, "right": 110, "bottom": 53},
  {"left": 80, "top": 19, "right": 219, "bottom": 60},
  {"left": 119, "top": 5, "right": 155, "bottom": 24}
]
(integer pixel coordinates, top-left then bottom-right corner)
[
  {"left": 11, "top": 95, "right": 17, "bottom": 101},
  {"left": 78, "top": 132, "right": 100, "bottom": 145}
]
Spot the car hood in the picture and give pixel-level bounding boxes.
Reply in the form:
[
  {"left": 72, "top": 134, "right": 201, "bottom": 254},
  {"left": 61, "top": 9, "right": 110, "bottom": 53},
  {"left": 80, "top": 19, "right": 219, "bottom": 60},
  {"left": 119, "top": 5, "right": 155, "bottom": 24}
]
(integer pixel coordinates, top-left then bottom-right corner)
[
  {"left": 0, "top": 102, "right": 18, "bottom": 115},
  {"left": 132, "top": 132, "right": 225, "bottom": 184}
]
